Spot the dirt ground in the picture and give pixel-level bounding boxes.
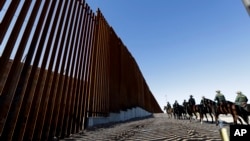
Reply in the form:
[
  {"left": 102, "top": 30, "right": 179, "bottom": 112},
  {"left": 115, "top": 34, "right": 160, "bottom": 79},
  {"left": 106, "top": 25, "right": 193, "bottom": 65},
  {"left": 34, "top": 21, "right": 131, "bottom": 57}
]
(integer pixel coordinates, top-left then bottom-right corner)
[{"left": 60, "top": 113, "right": 236, "bottom": 141}]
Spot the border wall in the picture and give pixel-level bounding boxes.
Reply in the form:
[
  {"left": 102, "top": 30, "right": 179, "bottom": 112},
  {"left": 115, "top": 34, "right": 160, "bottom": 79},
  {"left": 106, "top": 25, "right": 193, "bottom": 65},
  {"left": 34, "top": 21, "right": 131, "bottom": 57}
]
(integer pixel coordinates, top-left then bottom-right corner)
[{"left": 0, "top": 1, "right": 162, "bottom": 140}]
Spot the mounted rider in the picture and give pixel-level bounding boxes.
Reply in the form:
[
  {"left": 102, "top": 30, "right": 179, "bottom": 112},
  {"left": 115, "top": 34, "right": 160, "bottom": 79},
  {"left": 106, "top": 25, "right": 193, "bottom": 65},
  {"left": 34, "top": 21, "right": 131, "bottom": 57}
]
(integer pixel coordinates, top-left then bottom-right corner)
[
  {"left": 235, "top": 91, "right": 248, "bottom": 108},
  {"left": 183, "top": 99, "right": 188, "bottom": 107},
  {"left": 167, "top": 101, "right": 172, "bottom": 109},
  {"left": 214, "top": 90, "right": 227, "bottom": 112},
  {"left": 200, "top": 96, "right": 205, "bottom": 104},
  {"left": 182, "top": 99, "right": 188, "bottom": 112},
  {"left": 188, "top": 95, "right": 196, "bottom": 105},
  {"left": 172, "top": 100, "right": 179, "bottom": 118},
  {"left": 214, "top": 90, "right": 226, "bottom": 105},
  {"left": 200, "top": 96, "right": 206, "bottom": 110},
  {"left": 173, "top": 100, "right": 179, "bottom": 108},
  {"left": 188, "top": 95, "right": 196, "bottom": 112}
]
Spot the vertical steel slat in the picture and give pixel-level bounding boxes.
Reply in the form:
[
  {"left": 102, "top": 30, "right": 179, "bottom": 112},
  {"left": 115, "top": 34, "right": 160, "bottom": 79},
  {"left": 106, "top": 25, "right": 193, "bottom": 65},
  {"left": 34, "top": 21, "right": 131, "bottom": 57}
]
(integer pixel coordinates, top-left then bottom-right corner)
[
  {"left": 125, "top": 48, "right": 130, "bottom": 108},
  {"left": 105, "top": 22, "right": 110, "bottom": 115},
  {"left": 99, "top": 16, "right": 104, "bottom": 116},
  {"left": 119, "top": 44, "right": 124, "bottom": 110},
  {"left": 37, "top": 0, "right": 71, "bottom": 139},
  {"left": 74, "top": 2, "right": 89, "bottom": 132},
  {"left": 99, "top": 15, "right": 105, "bottom": 116},
  {"left": 0, "top": 1, "right": 49, "bottom": 140},
  {"left": 53, "top": 0, "right": 77, "bottom": 137},
  {"left": 67, "top": 1, "right": 83, "bottom": 134},
  {"left": 101, "top": 15, "right": 109, "bottom": 115},
  {"left": 95, "top": 14, "right": 102, "bottom": 116},
  {"left": 101, "top": 15, "right": 108, "bottom": 115},
  {"left": 70, "top": 1, "right": 86, "bottom": 133},
  {"left": 101, "top": 15, "right": 108, "bottom": 116},
  {"left": 121, "top": 45, "right": 126, "bottom": 110},
  {"left": 108, "top": 29, "right": 115, "bottom": 113},
  {"left": 120, "top": 46, "right": 125, "bottom": 110},
  {"left": 93, "top": 9, "right": 103, "bottom": 117},
  {"left": 0, "top": 0, "right": 41, "bottom": 138},
  {"left": 130, "top": 57, "right": 135, "bottom": 107},
  {"left": 0, "top": 1, "right": 31, "bottom": 87},
  {"left": 62, "top": 3, "right": 79, "bottom": 134},
  {"left": 12, "top": 0, "right": 58, "bottom": 140},
  {"left": 94, "top": 13, "right": 103, "bottom": 116},
  {"left": 84, "top": 11, "right": 99, "bottom": 127},
  {"left": 105, "top": 18, "right": 111, "bottom": 114},
  {"left": 82, "top": 12, "right": 96, "bottom": 130},
  {"left": 22, "top": 1, "right": 64, "bottom": 140},
  {"left": 62, "top": 1, "right": 81, "bottom": 137},
  {"left": 47, "top": 0, "right": 74, "bottom": 138},
  {"left": 79, "top": 7, "right": 94, "bottom": 130},
  {"left": 0, "top": 1, "right": 20, "bottom": 43},
  {"left": 56, "top": 1, "right": 78, "bottom": 138},
  {"left": 0, "top": 0, "right": 6, "bottom": 11},
  {"left": 109, "top": 28, "right": 121, "bottom": 113},
  {"left": 108, "top": 29, "right": 114, "bottom": 112}
]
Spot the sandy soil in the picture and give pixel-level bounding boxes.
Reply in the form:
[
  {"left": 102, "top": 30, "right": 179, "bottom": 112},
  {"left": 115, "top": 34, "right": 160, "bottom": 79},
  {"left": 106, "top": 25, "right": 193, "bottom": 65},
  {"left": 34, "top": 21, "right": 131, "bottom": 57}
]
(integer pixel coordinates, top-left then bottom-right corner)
[{"left": 60, "top": 113, "right": 245, "bottom": 141}]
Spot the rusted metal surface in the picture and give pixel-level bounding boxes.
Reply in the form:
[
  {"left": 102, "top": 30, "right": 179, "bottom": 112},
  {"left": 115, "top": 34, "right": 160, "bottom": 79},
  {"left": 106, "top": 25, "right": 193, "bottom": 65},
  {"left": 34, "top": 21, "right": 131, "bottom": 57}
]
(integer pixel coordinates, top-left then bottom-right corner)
[
  {"left": 0, "top": 0, "right": 162, "bottom": 140},
  {"left": 0, "top": 1, "right": 20, "bottom": 44},
  {"left": 0, "top": 0, "right": 6, "bottom": 11}
]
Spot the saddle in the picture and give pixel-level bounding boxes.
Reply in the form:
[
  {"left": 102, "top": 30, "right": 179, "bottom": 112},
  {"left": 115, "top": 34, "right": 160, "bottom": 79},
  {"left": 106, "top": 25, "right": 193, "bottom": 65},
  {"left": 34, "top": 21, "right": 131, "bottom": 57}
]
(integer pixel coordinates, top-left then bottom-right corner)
[{"left": 219, "top": 101, "right": 226, "bottom": 105}]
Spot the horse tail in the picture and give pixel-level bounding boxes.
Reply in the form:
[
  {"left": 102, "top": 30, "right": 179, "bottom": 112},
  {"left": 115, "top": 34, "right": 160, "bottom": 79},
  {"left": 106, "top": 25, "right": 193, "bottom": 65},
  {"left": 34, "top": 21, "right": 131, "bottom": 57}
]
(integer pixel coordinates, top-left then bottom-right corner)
[
  {"left": 239, "top": 106, "right": 249, "bottom": 124},
  {"left": 242, "top": 114, "right": 249, "bottom": 124}
]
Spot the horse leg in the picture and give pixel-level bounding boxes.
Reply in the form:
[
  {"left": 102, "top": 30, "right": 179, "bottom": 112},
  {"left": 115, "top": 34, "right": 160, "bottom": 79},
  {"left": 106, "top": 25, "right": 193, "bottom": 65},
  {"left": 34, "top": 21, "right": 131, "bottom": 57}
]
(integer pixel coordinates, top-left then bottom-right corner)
[
  {"left": 238, "top": 117, "right": 243, "bottom": 125},
  {"left": 188, "top": 113, "right": 192, "bottom": 122},
  {"left": 215, "top": 114, "right": 219, "bottom": 126},
  {"left": 241, "top": 109, "right": 249, "bottom": 125},
  {"left": 194, "top": 112, "right": 198, "bottom": 120},
  {"left": 241, "top": 114, "right": 249, "bottom": 125},
  {"left": 209, "top": 113, "right": 213, "bottom": 123},
  {"left": 183, "top": 112, "right": 186, "bottom": 119},
  {"left": 231, "top": 114, "right": 240, "bottom": 125},
  {"left": 204, "top": 113, "right": 208, "bottom": 122},
  {"left": 200, "top": 113, "right": 203, "bottom": 124}
]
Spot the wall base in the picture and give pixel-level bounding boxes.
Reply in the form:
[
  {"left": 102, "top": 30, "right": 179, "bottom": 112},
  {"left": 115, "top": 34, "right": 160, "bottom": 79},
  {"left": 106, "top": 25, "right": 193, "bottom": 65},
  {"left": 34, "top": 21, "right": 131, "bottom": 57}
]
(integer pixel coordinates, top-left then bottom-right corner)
[{"left": 87, "top": 107, "right": 152, "bottom": 127}]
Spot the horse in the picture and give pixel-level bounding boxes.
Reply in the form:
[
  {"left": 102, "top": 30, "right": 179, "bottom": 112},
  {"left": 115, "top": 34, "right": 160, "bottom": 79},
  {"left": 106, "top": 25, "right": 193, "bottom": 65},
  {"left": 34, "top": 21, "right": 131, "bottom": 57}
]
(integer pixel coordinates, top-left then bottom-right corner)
[
  {"left": 203, "top": 98, "right": 249, "bottom": 126},
  {"left": 185, "top": 103, "right": 199, "bottom": 122},
  {"left": 164, "top": 106, "right": 173, "bottom": 118},
  {"left": 173, "top": 105, "right": 186, "bottom": 119},
  {"left": 185, "top": 103, "right": 212, "bottom": 124},
  {"left": 199, "top": 103, "right": 214, "bottom": 123}
]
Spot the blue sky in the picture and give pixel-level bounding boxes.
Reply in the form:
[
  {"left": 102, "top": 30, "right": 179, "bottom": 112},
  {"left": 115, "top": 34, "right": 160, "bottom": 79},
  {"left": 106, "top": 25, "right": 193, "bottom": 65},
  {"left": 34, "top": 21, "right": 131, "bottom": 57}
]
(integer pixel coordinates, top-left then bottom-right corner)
[
  {"left": 86, "top": 0, "right": 250, "bottom": 111},
  {"left": 1, "top": 1, "right": 249, "bottom": 112}
]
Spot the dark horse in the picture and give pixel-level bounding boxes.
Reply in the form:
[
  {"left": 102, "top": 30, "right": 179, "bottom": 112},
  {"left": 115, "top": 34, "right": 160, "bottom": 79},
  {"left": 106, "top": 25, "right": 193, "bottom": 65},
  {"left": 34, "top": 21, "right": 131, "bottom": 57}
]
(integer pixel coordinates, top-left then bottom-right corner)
[
  {"left": 173, "top": 105, "right": 186, "bottom": 119},
  {"left": 185, "top": 104, "right": 213, "bottom": 123},
  {"left": 199, "top": 103, "right": 214, "bottom": 123},
  {"left": 185, "top": 104, "right": 199, "bottom": 122},
  {"left": 184, "top": 103, "right": 213, "bottom": 123},
  {"left": 164, "top": 106, "right": 173, "bottom": 118},
  {"left": 203, "top": 98, "right": 249, "bottom": 126}
]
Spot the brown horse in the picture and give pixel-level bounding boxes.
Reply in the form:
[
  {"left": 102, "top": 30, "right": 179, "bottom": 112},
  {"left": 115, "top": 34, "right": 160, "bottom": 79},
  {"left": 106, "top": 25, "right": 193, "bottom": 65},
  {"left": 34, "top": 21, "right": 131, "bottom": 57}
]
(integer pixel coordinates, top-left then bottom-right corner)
[
  {"left": 203, "top": 98, "right": 249, "bottom": 126},
  {"left": 164, "top": 106, "right": 173, "bottom": 118},
  {"left": 199, "top": 104, "right": 214, "bottom": 123},
  {"left": 185, "top": 104, "right": 199, "bottom": 122}
]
